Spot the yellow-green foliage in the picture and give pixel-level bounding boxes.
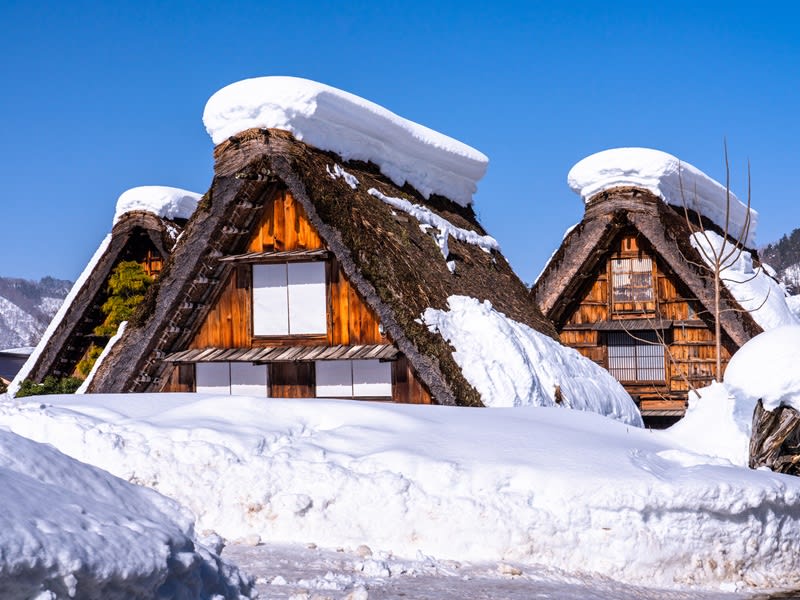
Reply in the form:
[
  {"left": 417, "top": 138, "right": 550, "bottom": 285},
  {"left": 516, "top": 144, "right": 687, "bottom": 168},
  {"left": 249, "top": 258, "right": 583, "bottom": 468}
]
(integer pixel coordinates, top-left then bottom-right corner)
[
  {"left": 76, "top": 344, "right": 104, "bottom": 378},
  {"left": 94, "top": 261, "right": 152, "bottom": 338}
]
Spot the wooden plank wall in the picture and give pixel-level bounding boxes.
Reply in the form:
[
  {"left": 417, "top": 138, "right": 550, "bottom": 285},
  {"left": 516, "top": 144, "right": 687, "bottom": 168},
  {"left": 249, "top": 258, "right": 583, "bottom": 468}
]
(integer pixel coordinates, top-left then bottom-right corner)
[
  {"left": 558, "top": 232, "right": 732, "bottom": 412},
  {"left": 167, "top": 188, "right": 431, "bottom": 403}
]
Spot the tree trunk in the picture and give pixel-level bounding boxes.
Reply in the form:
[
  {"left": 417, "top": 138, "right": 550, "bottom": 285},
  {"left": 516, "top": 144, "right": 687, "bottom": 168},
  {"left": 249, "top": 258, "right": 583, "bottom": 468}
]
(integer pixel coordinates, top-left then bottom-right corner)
[{"left": 750, "top": 400, "right": 800, "bottom": 475}]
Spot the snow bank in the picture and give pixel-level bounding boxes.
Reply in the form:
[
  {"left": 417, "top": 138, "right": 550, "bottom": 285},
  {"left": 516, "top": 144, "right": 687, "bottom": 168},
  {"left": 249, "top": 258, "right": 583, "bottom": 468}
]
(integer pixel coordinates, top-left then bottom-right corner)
[
  {"left": 3, "top": 394, "right": 800, "bottom": 591},
  {"left": 113, "top": 185, "right": 202, "bottom": 225},
  {"left": 568, "top": 148, "right": 758, "bottom": 247},
  {"left": 663, "top": 383, "right": 753, "bottom": 466},
  {"left": 690, "top": 230, "right": 798, "bottom": 330},
  {"left": 0, "top": 427, "right": 250, "bottom": 598},
  {"left": 787, "top": 294, "right": 800, "bottom": 320},
  {"left": 724, "top": 325, "right": 800, "bottom": 412},
  {"left": 8, "top": 234, "right": 112, "bottom": 397},
  {"left": 203, "top": 76, "right": 488, "bottom": 206},
  {"left": 422, "top": 295, "right": 642, "bottom": 426}
]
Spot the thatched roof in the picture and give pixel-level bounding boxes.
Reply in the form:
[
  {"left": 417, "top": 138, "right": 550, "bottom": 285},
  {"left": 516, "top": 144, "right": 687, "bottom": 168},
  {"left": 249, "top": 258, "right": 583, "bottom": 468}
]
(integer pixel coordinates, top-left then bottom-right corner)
[
  {"left": 88, "top": 128, "right": 557, "bottom": 406},
  {"left": 16, "top": 211, "right": 182, "bottom": 386},
  {"left": 532, "top": 187, "right": 763, "bottom": 351}
]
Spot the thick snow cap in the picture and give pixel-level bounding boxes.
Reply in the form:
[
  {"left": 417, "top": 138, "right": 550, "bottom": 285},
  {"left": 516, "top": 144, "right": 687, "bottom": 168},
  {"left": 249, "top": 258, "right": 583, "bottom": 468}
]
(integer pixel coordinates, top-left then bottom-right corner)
[
  {"left": 724, "top": 325, "right": 800, "bottom": 412},
  {"left": 113, "top": 186, "right": 202, "bottom": 225},
  {"left": 568, "top": 148, "right": 758, "bottom": 247},
  {"left": 203, "top": 76, "right": 488, "bottom": 206}
]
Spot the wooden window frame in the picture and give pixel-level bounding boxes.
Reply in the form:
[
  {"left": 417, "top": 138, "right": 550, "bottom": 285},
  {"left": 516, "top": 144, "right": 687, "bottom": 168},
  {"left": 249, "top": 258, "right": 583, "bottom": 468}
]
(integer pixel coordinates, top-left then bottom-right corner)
[
  {"left": 251, "top": 261, "right": 329, "bottom": 340},
  {"left": 606, "top": 330, "right": 666, "bottom": 383}
]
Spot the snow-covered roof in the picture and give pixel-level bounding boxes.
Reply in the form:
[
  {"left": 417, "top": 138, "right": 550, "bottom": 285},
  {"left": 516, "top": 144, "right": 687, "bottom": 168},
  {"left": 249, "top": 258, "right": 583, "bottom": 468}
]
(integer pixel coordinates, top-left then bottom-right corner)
[
  {"left": 202, "top": 76, "right": 488, "bottom": 207},
  {"left": 422, "top": 295, "right": 642, "bottom": 426},
  {"left": 568, "top": 148, "right": 758, "bottom": 247},
  {"left": 113, "top": 186, "right": 202, "bottom": 225},
  {"left": 690, "top": 230, "right": 799, "bottom": 331}
]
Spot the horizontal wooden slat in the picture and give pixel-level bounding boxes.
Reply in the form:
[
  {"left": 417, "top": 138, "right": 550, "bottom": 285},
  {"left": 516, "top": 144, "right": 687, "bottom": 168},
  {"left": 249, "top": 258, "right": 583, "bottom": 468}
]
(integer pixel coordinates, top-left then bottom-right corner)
[
  {"left": 218, "top": 249, "right": 330, "bottom": 263},
  {"left": 166, "top": 343, "right": 399, "bottom": 363}
]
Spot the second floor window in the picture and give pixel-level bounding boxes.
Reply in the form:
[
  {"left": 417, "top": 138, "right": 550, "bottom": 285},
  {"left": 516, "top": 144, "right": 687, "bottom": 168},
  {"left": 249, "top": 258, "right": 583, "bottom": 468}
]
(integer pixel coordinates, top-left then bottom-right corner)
[
  {"left": 611, "top": 257, "right": 654, "bottom": 304},
  {"left": 253, "top": 262, "right": 327, "bottom": 336}
]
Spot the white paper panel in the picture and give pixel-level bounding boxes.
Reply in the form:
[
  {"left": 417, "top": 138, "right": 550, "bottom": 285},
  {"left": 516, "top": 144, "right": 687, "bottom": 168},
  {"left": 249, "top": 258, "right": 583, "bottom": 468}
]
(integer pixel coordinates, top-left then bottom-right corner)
[
  {"left": 195, "top": 362, "right": 230, "bottom": 394},
  {"left": 288, "top": 262, "right": 327, "bottom": 335},
  {"left": 352, "top": 359, "right": 392, "bottom": 397},
  {"left": 315, "top": 360, "right": 352, "bottom": 397},
  {"left": 253, "top": 264, "right": 289, "bottom": 335},
  {"left": 230, "top": 362, "right": 268, "bottom": 396}
]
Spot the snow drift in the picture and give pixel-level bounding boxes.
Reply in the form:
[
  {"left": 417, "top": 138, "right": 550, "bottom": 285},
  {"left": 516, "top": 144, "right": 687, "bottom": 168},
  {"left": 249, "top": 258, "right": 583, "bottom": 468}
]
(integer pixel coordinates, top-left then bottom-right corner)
[
  {"left": 422, "top": 295, "right": 642, "bottom": 426},
  {"left": 3, "top": 393, "right": 800, "bottom": 591},
  {"left": 0, "top": 427, "right": 250, "bottom": 598},
  {"left": 203, "top": 76, "right": 488, "bottom": 206},
  {"left": 724, "top": 324, "right": 800, "bottom": 412},
  {"left": 568, "top": 148, "right": 758, "bottom": 247}
]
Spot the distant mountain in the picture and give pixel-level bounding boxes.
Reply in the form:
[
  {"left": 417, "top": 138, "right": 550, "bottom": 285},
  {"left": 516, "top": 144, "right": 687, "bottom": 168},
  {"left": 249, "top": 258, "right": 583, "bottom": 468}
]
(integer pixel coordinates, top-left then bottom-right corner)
[
  {"left": 761, "top": 228, "right": 800, "bottom": 293},
  {"left": 0, "top": 276, "right": 72, "bottom": 349}
]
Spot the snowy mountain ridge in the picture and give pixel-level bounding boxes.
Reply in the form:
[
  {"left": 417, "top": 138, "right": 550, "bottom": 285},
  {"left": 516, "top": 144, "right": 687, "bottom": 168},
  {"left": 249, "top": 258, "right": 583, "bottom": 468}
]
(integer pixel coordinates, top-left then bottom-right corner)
[{"left": 0, "top": 276, "right": 71, "bottom": 349}]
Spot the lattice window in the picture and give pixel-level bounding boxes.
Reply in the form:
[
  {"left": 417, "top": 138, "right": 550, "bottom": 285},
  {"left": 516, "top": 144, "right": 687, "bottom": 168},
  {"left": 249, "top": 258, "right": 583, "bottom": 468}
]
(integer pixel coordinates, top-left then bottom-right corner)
[
  {"left": 610, "top": 257, "right": 654, "bottom": 303},
  {"left": 607, "top": 331, "right": 665, "bottom": 382}
]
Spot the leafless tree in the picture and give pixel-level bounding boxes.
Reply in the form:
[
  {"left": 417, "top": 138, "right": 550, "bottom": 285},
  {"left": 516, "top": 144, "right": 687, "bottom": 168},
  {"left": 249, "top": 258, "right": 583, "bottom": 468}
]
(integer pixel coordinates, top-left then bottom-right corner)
[{"left": 678, "top": 142, "right": 768, "bottom": 381}]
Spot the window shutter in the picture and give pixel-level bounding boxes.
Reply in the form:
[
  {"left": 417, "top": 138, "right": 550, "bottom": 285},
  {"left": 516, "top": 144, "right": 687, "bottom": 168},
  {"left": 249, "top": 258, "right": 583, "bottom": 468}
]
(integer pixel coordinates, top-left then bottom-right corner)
[
  {"left": 287, "top": 262, "right": 327, "bottom": 335},
  {"left": 253, "top": 264, "right": 289, "bottom": 335}
]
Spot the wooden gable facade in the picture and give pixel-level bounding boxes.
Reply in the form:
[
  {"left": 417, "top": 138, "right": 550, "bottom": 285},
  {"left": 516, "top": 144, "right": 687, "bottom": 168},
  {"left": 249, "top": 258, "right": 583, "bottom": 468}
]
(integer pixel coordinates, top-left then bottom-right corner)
[
  {"left": 89, "top": 128, "right": 556, "bottom": 407},
  {"left": 159, "top": 187, "right": 432, "bottom": 404},
  {"left": 16, "top": 211, "right": 178, "bottom": 387},
  {"left": 533, "top": 188, "right": 762, "bottom": 427}
]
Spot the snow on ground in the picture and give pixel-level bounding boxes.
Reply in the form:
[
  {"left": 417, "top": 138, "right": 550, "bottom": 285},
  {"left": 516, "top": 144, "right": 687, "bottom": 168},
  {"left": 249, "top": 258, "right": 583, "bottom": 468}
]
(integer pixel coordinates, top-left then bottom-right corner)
[
  {"left": 690, "top": 230, "right": 799, "bottom": 330},
  {"left": 113, "top": 185, "right": 202, "bottom": 224},
  {"left": 662, "top": 382, "right": 753, "bottom": 467},
  {"left": 786, "top": 294, "right": 800, "bottom": 321},
  {"left": 2, "top": 392, "right": 800, "bottom": 592},
  {"left": 203, "top": 76, "right": 488, "bottom": 206},
  {"left": 724, "top": 324, "right": 800, "bottom": 412},
  {"left": 568, "top": 148, "right": 758, "bottom": 247},
  {"left": 0, "top": 426, "right": 251, "bottom": 598},
  {"left": 422, "top": 295, "right": 643, "bottom": 426}
]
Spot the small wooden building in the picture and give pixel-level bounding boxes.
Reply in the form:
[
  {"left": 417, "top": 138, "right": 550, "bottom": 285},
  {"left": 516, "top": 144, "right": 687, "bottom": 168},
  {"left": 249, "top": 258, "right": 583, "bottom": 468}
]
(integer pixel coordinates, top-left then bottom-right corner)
[
  {"left": 12, "top": 209, "right": 188, "bottom": 389},
  {"left": 87, "top": 128, "right": 557, "bottom": 405},
  {"left": 532, "top": 187, "right": 763, "bottom": 426}
]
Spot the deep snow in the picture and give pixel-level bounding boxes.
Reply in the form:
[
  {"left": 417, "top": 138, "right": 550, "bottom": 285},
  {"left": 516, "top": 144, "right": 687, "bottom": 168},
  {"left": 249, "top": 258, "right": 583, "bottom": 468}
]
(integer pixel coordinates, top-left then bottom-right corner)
[
  {"left": 0, "top": 426, "right": 250, "bottom": 598},
  {"left": 2, "top": 390, "right": 800, "bottom": 593},
  {"left": 422, "top": 295, "right": 642, "bottom": 426},
  {"left": 203, "top": 76, "right": 488, "bottom": 206}
]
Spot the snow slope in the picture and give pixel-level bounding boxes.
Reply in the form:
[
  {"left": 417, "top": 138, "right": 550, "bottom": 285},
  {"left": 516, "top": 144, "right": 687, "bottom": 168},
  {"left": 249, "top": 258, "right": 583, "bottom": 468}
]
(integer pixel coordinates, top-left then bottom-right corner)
[
  {"left": 203, "top": 76, "right": 488, "bottom": 206},
  {"left": 0, "top": 427, "right": 250, "bottom": 598},
  {"left": 2, "top": 392, "right": 800, "bottom": 592},
  {"left": 690, "top": 230, "right": 799, "bottom": 330},
  {"left": 422, "top": 295, "right": 642, "bottom": 426},
  {"left": 568, "top": 148, "right": 758, "bottom": 247},
  {"left": 724, "top": 324, "right": 800, "bottom": 412}
]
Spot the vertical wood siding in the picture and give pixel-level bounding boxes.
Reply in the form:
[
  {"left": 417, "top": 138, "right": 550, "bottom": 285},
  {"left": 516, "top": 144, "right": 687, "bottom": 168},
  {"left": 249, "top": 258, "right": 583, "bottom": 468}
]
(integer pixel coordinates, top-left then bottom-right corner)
[
  {"left": 557, "top": 231, "right": 732, "bottom": 414},
  {"left": 166, "top": 188, "right": 431, "bottom": 403}
]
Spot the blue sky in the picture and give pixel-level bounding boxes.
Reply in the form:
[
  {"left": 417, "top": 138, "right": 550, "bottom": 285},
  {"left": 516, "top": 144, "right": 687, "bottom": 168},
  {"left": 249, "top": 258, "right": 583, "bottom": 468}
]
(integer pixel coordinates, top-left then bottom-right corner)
[{"left": 1, "top": 1, "right": 798, "bottom": 284}]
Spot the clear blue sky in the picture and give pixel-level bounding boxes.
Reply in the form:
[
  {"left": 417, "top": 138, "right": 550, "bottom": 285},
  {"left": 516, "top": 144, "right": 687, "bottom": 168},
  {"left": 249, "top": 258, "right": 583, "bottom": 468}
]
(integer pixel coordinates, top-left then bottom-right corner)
[{"left": 2, "top": 1, "right": 798, "bottom": 284}]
